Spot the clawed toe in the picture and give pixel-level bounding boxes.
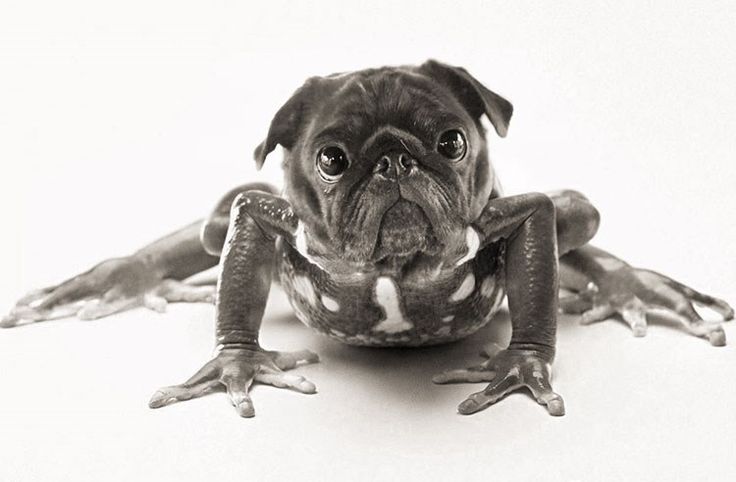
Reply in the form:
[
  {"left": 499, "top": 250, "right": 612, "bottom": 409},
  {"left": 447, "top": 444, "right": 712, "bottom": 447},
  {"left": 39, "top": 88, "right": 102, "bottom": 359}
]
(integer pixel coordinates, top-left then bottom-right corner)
[
  {"left": 540, "top": 395, "right": 565, "bottom": 416},
  {"left": 689, "top": 323, "right": 727, "bottom": 347},
  {"left": 272, "top": 349, "right": 320, "bottom": 370},
  {"left": 432, "top": 368, "right": 496, "bottom": 384},
  {"left": 148, "top": 389, "right": 178, "bottom": 408},
  {"left": 0, "top": 314, "right": 18, "bottom": 328},
  {"left": 458, "top": 395, "right": 485, "bottom": 415},
  {"left": 255, "top": 372, "right": 317, "bottom": 393},
  {"left": 707, "top": 328, "right": 726, "bottom": 347}
]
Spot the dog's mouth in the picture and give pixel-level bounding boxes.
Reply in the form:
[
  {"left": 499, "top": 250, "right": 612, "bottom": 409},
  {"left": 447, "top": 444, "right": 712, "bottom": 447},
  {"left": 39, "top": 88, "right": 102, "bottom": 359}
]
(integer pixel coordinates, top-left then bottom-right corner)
[
  {"left": 332, "top": 166, "right": 466, "bottom": 264},
  {"left": 372, "top": 199, "right": 440, "bottom": 260}
]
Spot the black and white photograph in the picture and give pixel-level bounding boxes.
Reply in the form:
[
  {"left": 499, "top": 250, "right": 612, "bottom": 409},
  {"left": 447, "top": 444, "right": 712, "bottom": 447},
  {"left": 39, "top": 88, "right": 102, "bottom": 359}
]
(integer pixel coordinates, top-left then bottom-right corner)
[{"left": 1, "top": 1, "right": 734, "bottom": 480}]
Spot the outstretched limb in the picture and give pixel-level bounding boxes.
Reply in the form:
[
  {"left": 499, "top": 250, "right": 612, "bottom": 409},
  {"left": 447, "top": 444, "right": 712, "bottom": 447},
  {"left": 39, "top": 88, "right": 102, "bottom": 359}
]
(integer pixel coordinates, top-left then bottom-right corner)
[
  {"left": 559, "top": 245, "right": 733, "bottom": 346},
  {"left": 548, "top": 190, "right": 733, "bottom": 346},
  {"left": 2, "top": 221, "right": 219, "bottom": 327},
  {"left": 2, "top": 182, "right": 277, "bottom": 327},
  {"left": 434, "top": 192, "right": 564, "bottom": 416},
  {"left": 149, "top": 189, "right": 319, "bottom": 418}
]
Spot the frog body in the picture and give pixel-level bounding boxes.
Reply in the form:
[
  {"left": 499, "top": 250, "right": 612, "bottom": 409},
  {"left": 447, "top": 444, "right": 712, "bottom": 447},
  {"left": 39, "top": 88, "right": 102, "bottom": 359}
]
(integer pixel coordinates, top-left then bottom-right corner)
[{"left": 278, "top": 237, "right": 505, "bottom": 346}]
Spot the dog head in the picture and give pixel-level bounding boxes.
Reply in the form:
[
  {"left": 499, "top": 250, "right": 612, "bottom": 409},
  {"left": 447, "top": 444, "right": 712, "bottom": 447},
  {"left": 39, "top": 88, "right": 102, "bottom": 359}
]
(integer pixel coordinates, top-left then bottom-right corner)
[{"left": 254, "top": 60, "right": 512, "bottom": 267}]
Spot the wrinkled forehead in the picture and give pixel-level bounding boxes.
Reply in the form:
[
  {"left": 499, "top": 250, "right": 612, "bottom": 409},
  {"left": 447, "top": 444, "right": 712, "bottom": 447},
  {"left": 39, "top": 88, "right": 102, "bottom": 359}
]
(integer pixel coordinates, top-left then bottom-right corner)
[{"left": 310, "top": 70, "right": 470, "bottom": 148}]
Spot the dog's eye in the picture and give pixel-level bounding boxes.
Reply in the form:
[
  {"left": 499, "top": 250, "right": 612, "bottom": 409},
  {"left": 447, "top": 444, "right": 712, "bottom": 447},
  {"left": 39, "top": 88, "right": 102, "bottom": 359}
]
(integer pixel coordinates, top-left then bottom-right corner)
[
  {"left": 316, "top": 146, "right": 349, "bottom": 182},
  {"left": 437, "top": 130, "right": 467, "bottom": 160}
]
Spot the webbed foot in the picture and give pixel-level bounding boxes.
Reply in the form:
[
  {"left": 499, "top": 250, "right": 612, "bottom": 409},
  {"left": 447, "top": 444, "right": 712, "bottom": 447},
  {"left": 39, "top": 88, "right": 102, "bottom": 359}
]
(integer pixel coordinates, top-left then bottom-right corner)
[
  {"left": 149, "top": 346, "right": 319, "bottom": 418},
  {"left": 433, "top": 343, "right": 565, "bottom": 416},
  {"left": 2, "top": 257, "right": 215, "bottom": 327},
  {"left": 560, "top": 267, "right": 733, "bottom": 346}
]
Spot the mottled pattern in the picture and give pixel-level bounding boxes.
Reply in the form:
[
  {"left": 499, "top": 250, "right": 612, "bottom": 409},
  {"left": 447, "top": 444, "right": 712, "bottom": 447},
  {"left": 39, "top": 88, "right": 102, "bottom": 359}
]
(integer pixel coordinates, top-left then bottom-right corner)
[{"left": 278, "top": 238, "right": 505, "bottom": 347}]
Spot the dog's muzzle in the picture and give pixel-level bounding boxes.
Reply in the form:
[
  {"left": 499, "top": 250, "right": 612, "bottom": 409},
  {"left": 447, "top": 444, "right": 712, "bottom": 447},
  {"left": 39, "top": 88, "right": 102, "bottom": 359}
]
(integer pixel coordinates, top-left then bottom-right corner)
[{"left": 373, "top": 150, "right": 418, "bottom": 181}]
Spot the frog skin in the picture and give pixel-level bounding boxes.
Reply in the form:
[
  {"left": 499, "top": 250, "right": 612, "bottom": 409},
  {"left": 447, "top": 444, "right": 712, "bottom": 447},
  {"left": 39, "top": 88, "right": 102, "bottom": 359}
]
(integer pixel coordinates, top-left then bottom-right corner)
[{"left": 3, "top": 60, "right": 733, "bottom": 419}]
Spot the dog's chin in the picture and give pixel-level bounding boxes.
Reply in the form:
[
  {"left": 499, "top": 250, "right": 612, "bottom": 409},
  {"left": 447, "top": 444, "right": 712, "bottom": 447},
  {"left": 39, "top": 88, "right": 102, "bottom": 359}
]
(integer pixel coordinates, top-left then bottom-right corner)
[{"left": 372, "top": 199, "right": 441, "bottom": 261}]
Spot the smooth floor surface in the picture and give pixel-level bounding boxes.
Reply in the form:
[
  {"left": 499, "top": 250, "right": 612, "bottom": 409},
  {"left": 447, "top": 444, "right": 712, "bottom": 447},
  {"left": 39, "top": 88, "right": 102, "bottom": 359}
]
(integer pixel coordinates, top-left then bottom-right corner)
[{"left": 1, "top": 284, "right": 734, "bottom": 481}]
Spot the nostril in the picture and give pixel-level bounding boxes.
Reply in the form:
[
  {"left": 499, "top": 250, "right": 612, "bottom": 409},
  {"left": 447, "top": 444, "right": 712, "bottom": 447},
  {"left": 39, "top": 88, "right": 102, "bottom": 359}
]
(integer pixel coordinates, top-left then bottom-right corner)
[
  {"left": 398, "top": 153, "right": 416, "bottom": 171},
  {"left": 374, "top": 156, "right": 391, "bottom": 173}
]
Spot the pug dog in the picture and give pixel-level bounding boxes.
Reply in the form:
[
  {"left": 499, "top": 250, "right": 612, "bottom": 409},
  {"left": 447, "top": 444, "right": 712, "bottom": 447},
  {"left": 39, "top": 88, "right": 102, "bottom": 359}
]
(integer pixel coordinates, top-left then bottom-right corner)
[{"left": 3, "top": 60, "right": 732, "bottom": 418}]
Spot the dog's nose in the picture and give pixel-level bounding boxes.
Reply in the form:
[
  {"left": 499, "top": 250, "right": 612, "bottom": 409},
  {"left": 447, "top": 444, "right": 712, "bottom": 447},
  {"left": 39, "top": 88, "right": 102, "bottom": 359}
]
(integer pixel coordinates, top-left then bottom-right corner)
[{"left": 373, "top": 151, "right": 417, "bottom": 180}]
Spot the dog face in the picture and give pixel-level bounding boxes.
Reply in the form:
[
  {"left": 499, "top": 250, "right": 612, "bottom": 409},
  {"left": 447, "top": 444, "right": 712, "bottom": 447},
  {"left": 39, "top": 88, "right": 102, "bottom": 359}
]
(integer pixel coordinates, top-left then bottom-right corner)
[{"left": 255, "top": 60, "right": 512, "bottom": 267}]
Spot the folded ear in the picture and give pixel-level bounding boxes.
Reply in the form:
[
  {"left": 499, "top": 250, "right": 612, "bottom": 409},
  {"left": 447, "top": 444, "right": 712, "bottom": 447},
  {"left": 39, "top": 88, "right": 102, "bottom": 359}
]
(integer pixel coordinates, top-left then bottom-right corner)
[
  {"left": 253, "top": 77, "right": 321, "bottom": 169},
  {"left": 419, "top": 59, "right": 513, "bottom": 137}
]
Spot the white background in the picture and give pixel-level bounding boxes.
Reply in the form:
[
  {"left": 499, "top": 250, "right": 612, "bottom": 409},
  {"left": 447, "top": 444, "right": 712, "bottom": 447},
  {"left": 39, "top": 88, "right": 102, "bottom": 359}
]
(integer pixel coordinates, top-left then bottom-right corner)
[{"left": 1, "top": 1, "right": 735, "bottom": 481}]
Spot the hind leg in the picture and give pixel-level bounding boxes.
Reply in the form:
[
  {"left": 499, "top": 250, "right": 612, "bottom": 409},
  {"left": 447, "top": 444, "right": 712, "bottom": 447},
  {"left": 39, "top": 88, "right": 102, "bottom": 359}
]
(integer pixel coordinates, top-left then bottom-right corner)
[
  {"left": 2, "top": 182, "right": 278, "bottom": 327},
  {"left": 550, "top": 190, "right": 733, "bottom": 346}
]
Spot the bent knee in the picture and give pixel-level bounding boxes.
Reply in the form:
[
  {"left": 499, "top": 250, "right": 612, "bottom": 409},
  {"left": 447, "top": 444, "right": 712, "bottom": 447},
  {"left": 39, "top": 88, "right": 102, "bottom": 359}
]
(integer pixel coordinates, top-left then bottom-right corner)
[
  {"left": 525, "top": 192, "right": 556, "bottom": 217},
  {"left": 213, "top": 182, "right": 279, "bottom": 217},
  {"left": 201, "top": 216, "right": 229, "bottom": 256},
  {"left": 551, "top": 190, "right": 600, "bottom": 253},
  {"left": 201, "top": 192, "right": 259, "bottom": 255},
  {"left": 548, "top": 189, "right": 590, "bottom": 203},
  {"left": 566, "top": 193, "right": 600, "bottom": 240},
  {"left": 582, "top": 202, "right": 601, "bottom": 239},
  {"left": 201, "top": 184, "right": 279, "bottom": 255}
]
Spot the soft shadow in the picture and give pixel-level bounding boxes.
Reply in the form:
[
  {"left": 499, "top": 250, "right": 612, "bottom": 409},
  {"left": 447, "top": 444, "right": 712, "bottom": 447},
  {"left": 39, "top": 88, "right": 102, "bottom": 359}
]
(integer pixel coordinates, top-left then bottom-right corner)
[{"left": 269, "top": 309, "right": 513, "bottom": 410}]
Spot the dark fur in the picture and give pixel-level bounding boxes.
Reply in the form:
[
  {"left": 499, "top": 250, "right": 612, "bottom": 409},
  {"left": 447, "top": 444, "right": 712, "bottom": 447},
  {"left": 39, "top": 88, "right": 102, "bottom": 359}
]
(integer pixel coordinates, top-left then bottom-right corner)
[{"left": 254, "top": 60, "right": 513, "bottom": 267}]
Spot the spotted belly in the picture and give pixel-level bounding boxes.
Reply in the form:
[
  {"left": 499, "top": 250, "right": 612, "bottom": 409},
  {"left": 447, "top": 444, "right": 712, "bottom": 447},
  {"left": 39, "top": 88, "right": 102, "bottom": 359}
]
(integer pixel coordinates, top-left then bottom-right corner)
[{"left": 277, "top": 240, "right": 506, "bottom": 347}]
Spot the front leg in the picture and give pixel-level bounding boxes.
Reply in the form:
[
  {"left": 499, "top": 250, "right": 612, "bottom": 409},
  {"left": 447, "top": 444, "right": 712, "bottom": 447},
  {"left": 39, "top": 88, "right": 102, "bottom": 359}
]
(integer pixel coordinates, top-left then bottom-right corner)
[
  {"left": 434, "top": 193, "right": 565, "bottom": 416},
  {"left": 148, "top": 191, "right": 319, "bottom": 417}
]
